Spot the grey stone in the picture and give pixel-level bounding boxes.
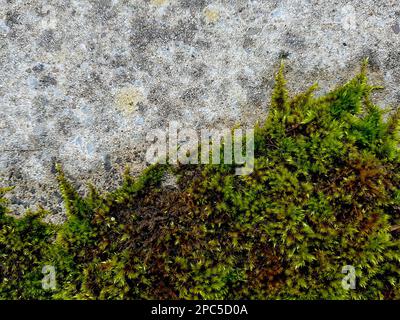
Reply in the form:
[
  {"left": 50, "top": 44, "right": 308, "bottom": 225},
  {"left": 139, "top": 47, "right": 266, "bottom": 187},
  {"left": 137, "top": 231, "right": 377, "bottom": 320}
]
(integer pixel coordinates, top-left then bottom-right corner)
[
  {"left": 1, "top": 0, "right": 400, "bottom": 218},
  {"left": 392, "top": 22, "right": 400, "bottom": 34}
]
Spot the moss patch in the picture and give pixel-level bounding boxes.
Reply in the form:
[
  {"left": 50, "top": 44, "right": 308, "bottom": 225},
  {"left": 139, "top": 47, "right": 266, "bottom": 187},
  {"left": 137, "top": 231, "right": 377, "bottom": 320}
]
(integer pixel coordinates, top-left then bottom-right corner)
[{"left": 1, "top": 62, "right": 400, "bottom": 299}]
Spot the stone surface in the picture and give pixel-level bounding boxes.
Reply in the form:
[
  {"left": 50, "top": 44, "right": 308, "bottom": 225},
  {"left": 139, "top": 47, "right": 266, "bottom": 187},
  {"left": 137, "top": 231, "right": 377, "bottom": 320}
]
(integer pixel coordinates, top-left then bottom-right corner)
[{"left": 1, "top": 0, "right": 400, "bottom": 219}]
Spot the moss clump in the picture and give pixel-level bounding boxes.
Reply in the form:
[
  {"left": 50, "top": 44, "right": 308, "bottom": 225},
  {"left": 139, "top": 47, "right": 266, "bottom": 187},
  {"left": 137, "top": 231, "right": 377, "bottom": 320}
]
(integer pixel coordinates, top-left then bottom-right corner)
[
  {"left": 1, "top": 62, "right": 400, "bottom": 299},
  {"left": 0, "top": 188, "right": 55, "bottom": 299}
]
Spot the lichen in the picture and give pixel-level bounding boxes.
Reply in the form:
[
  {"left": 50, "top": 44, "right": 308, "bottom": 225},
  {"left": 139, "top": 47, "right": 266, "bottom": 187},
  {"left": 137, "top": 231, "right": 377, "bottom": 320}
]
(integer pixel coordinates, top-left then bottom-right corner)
[
  {"left": 203, "top": 8, "right": 220, "bottom": 23},
  {"left": 115, "top": 87, "right": 145, "bottom": 115},
  {"left": 150, "top": 0, "right": 169, "bottom": 6}
]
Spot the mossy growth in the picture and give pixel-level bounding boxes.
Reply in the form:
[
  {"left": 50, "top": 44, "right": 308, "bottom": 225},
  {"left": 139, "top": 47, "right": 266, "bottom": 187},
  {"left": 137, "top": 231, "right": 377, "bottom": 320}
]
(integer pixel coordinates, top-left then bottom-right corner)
[
  {"left": 1, "top": 62, "right": 400, "bottom": 299},
  {"left": 0, "top": 187, "right": 55, "bottom": 299}
]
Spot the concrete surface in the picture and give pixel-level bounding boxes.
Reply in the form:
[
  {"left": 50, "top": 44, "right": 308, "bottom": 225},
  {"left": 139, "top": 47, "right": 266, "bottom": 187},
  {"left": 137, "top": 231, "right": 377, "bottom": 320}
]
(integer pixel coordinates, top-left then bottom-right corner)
[{"left": 1, "top": 0, "right": 400, "bottom": 220}]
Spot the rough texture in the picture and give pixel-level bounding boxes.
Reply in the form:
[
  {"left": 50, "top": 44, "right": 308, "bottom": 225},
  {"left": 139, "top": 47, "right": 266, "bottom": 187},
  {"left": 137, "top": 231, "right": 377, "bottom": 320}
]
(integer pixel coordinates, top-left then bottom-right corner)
[{"left": 1, "top": 0, "right": 400, "bottom": 218}]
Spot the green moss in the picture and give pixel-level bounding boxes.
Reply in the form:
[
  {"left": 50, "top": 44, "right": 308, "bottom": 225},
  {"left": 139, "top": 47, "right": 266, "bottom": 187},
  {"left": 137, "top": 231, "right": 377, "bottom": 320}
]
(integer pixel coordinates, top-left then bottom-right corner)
[
  {"left": 0, "top": 188, "right": 55, "bottom": 299},
  {"left": 1, "top": 63, "right": 400, "bottom": 299}
]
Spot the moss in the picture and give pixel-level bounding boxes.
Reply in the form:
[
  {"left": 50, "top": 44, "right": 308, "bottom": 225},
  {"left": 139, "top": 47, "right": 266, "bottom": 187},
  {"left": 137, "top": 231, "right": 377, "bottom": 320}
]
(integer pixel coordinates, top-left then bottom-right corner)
[
  {"left": 1, "top": 62, "right": 400, "bottom": 299},
  {"left": 0, "top": 188, "right": 55, "bottom": 299}
]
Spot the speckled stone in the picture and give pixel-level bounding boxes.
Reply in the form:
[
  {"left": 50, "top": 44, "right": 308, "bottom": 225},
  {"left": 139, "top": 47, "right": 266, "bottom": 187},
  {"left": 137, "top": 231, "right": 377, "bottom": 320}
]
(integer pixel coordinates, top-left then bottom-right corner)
[{"left": 1, "top": 0, "right": 400, "bottom": 219}]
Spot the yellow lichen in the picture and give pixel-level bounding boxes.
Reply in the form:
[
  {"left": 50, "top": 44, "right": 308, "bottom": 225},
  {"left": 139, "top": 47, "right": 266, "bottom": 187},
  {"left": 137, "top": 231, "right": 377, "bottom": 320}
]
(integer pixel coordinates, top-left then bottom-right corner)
[
  {"left": 115, "top": 87, "right": 145, "bottom": 115},
  {"left": 204, "top": 8, "right": 220, "bottom": 23},
  {"left": 150, "top": 0, "right": 169, "bottom": 6}
]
